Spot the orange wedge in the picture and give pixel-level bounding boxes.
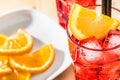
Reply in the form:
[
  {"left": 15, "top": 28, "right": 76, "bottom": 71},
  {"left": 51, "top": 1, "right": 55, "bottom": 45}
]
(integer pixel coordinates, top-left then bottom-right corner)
[
  {"left": 0, "top": 71, "right": 31, "bottom": 80},
  {"left": 68, "top": 3, "right": 119, "bottom": 40},
  {"left": 9, "top": 44, "right": 55, "bottom": 73},
  {"left": 0, "top": 56, "right": 12, "bottom": 74},
  {"left": 0, "top": 29, "right": 33, "bottom": 55},
  {"left": 0, "top": 34, "right": 8, "bottom": 46}
]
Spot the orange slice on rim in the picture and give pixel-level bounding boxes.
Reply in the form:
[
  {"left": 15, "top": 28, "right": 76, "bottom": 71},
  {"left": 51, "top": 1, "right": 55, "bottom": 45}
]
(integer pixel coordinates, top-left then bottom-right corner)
[
  {"left": 68, "top": 3, "right": 119, "bottom": 40},
  {"left": 9, "top": 44, "right": 55, "bottom": 73},
  {"left": 0, "top": 29, "right": 33, "bottom": 55}
]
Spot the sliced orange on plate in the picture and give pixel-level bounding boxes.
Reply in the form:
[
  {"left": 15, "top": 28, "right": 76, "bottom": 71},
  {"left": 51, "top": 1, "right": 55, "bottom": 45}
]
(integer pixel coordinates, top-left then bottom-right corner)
[
  {"left": 0, "top": 71, "right": 31, "bottom": 80},
  {"left": 0, "top": 34, "right": 8, "bottom": 46},
  {"left": 0, "top": 28, "right": 55, "bottom": 79},
  {"left": 9, "top": 44, "right": 55, "bottom": 73},
  {"left": 0, "top": 56, "right": 12, "bottom": 74},
  {"left": 68, "top": 3, "right": 120, "bottom": 40},
  {"left": 0, "top": 29, "right": 33, "bottom": 55}
]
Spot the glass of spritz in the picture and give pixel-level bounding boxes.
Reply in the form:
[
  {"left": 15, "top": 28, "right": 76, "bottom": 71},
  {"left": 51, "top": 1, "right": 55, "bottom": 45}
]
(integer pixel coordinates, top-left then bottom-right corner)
[
  {"left": 66, "top": 3, "right": 120, "bottom": 80},
  {"left": 56, "top": 0, "right": 96, "bottom": 29}
]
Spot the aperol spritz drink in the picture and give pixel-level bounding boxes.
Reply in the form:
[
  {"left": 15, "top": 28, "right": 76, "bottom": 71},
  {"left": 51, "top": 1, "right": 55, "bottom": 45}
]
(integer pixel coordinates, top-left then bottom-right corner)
[
  {"left": 67, "top": 4, "right": 120, "bottom": 80},
  {"left": 56, "top": 0, "right": 96, "bottom": 29}
]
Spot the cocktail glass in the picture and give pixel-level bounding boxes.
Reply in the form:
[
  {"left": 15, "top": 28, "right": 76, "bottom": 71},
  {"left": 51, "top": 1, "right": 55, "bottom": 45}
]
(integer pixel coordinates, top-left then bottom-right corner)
[
  {"left": 56, "top": 0, "right": 96, "bottom": 29},
  {"left": 66, "top": 5, "right": 120, "bottom": 80}
]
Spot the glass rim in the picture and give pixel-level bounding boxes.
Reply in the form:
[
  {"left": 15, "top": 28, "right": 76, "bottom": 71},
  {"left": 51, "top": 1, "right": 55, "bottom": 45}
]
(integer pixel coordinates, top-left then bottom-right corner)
[
  {"left": 85, "top": 4, "right": 120, "bottom": 12},
  {"left": 66, "top": 4, "right": 120, "bottom": 51}
]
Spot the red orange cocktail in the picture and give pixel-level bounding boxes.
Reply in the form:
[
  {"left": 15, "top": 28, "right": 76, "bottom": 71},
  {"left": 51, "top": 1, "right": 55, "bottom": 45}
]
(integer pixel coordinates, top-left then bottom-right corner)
[{"left": 67, "top": 4, "right": 120, "bottom": 80}]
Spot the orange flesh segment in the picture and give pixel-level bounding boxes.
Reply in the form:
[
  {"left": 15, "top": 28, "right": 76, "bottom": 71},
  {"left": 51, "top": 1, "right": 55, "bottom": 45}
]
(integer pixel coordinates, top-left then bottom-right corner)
[{"left": 0, "top": 29, "right": 33, "bottom": 55}]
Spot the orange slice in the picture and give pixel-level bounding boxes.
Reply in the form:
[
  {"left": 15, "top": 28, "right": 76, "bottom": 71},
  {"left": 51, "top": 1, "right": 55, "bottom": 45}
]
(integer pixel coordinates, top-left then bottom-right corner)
[
  {"left": 0, "top": 29, "right": 33, "bottom": 55},
  {"left": 68, "top": 3, "right": 120, "bottom": 40},
  {"left": 0, "top": 71, "right": 31, "bottom": 80},
  {"left": 0, "top": 34, "right": 8, "bottom": 46},
  {"left": 9, "top": 44, "right": 55, "bottom": 73},
  {"left": 0, "top": 56, "right": 12, "bottom": 74}
]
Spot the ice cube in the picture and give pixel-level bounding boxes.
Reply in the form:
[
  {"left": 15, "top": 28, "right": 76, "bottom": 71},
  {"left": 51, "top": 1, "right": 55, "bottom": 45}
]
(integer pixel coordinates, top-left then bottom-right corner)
[
  {"left": 103, "top": 30, "right": 120, "bottom": 48},
  {"left": 103, "top": 30, "right": 120, "bottom": 56},
  {"left": 80, "top": 36, "right": 102, "bottom": 49},
  {"left": 79, "top": 36, "right": 103, "bottom": 64}
]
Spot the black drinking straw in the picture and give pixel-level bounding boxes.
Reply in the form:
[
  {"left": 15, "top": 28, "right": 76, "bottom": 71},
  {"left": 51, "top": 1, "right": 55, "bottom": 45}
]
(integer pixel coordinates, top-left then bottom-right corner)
[
  {"left": 102, "top": 0, "right": 107, "bottom": 15},
  {"left": 107, "top": 0, "right": 112, "bottom": 17},
  {"left": 102, "top": 0, "right": 112, "bottom": 17}
]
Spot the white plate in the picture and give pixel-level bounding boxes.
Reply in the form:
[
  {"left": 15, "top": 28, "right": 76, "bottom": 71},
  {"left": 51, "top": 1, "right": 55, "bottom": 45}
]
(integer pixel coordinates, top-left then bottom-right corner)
[{"left": 0, "top": 9, "right": 72, "bottom": 80}]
